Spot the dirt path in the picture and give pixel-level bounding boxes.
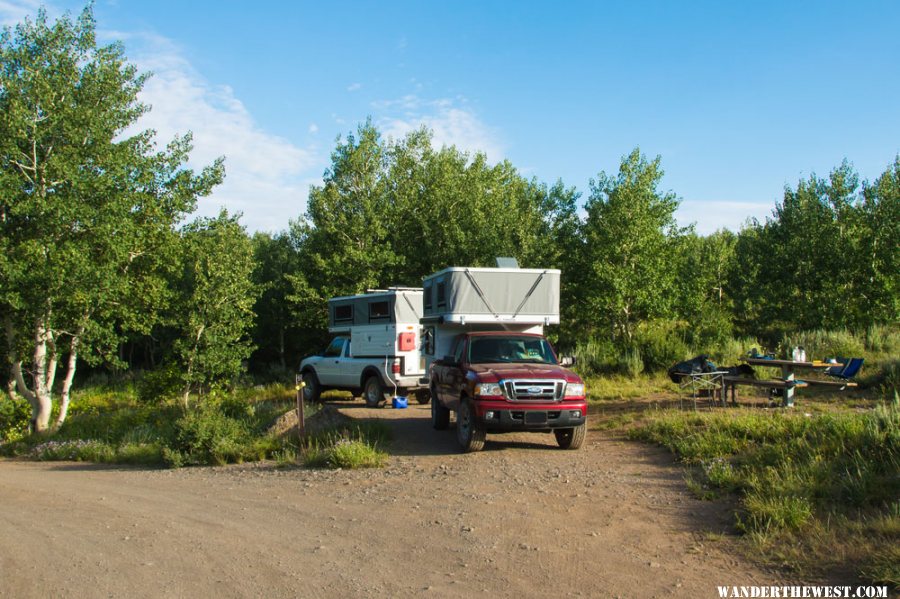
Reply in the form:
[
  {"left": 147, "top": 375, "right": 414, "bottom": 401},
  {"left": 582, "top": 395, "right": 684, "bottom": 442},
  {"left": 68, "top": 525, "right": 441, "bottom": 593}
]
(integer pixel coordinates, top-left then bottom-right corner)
[{"left": 1, "top": 401, "right": 787, "bottom": 598}]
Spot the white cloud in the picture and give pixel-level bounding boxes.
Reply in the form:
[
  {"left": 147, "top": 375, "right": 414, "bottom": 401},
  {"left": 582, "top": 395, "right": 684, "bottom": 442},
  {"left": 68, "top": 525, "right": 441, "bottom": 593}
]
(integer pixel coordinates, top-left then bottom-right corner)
[
  {"left": 308, "top": 123, "right": 319, "bottom": 134},
  {"left": 347, "top": 82, "right": 362, "bottom": 92},
  {"left": 375, "top": 95, "right": 504, "bottom": 161},
  {"left": 676, "top": 199, "right": 773, "bottom": 235},
  {"left": 110, "top": 31, "right": 320, "bottom": 232},
  {"left": 0, "top": 0, "right": 43, "bottom": 26}
]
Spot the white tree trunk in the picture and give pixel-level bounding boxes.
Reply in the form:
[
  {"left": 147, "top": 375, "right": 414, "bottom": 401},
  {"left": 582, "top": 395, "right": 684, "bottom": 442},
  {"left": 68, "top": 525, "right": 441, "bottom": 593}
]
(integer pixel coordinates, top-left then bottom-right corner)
[
  {"left": 31, "top": 321, "right": 54, "bottom": 433},
  {"left": 54, "top": 337, "right": 80, "bottom": 430},
  {"left": 4, "top": 318, "right": 21, "bottom": 402}
]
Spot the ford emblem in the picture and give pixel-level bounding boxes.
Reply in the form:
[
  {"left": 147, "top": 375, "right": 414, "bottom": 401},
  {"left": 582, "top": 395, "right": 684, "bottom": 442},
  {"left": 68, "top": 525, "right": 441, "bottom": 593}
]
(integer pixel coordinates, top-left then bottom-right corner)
[{"left": 527, "top": 386, "right": 543, "bottom": 394}]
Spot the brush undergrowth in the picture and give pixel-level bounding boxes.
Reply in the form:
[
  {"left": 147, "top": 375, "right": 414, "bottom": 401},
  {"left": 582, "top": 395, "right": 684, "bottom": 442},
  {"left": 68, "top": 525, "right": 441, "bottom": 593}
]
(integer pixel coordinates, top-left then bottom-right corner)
[
  {"left": 629, "top": 396, "right": 900, "bottom": 586},
  {"left": 298, "top": 421, "right": 390, "bottom": 469},
  {"left": 1, "top": 378, "right": 392, "bottom": 470},
  {"left": 1, "top": 381, "right": 300, "bottom": 468}
]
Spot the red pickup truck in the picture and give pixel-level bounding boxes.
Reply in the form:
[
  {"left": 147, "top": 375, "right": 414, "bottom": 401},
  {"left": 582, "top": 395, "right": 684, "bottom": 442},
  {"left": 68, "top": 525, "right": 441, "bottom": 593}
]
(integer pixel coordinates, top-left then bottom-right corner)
[{"left": 429, "top": 331, "right": 587, "bottom": 452}]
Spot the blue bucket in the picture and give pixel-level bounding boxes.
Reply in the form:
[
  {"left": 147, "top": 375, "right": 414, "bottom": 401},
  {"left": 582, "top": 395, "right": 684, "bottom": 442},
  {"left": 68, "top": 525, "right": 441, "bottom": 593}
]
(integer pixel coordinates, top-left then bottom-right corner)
[{"left": 392, "top": 395, "right": 408, "bottom": 409}]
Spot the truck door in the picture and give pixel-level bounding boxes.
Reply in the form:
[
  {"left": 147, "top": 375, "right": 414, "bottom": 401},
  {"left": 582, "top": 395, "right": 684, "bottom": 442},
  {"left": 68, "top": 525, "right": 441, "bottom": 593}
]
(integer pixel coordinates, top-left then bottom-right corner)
[
  {"left": 437, "top": 335, "right": 466, "bottom": 409},
  {"left": 316, "top": 337, "right": 347, "bottom": 386}
]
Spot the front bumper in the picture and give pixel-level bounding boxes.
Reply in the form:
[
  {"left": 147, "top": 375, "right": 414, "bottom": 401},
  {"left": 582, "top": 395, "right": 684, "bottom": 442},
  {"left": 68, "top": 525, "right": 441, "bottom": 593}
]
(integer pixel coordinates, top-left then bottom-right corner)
[{"left": 474, "top": 399, "right": 587, "bottom": 432}]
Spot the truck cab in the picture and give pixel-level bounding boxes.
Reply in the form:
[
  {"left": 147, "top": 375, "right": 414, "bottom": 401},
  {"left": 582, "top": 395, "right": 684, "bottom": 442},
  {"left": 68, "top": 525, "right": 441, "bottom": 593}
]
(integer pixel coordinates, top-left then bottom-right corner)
[{"left": 429, "top": 331, "right": 587, "bottom": 452}]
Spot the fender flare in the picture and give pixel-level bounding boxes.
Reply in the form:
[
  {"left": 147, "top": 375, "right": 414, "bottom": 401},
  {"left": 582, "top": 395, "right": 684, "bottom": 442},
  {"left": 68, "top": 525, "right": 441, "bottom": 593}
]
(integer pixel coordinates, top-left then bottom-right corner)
[{"left": 360, "top": 367, "right": 384, "bottom": 389}]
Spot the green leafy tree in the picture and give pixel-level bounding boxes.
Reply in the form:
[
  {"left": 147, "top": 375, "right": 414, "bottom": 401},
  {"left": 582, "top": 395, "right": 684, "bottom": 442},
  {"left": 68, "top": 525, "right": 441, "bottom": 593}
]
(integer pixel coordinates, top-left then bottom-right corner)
[
  {"left": 251, "top": 231, "right": 304, "bottom": 371},
  {"left": 854, "top": 157, "right": 899, "bottom": 327},
  {"left": 0, "top": 7, "right": 222, "bottom": 431},
  {"left": 286, "top": 122, "right": 580, "bottom": 342},
  {"left": 387, "top": 128, "right": 572, "bottom": 279},
  {"left": 173, "top": 211, "right": 257, "bottom": 405},
  {"left": 673, "top": 230, "right": 737, "bottom": 347},
  {"left": 578, "top": 148, "right": 685, "bottom": 344},
  {"left": 286, "top": 121, "right": 397, "bottom": 339},
  {"left": 730, "top": 162, "right": 864, "bottom": 336}
]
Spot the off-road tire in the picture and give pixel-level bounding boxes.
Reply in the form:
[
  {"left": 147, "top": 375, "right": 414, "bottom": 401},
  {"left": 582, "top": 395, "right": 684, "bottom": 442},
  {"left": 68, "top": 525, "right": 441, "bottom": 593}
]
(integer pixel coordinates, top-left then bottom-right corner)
[
  {"left": 363, "top": 376, "right": 388, "bottom": 408},
  {"left": 456, "top": 398, "right": 485, "bottom": 452},
  {"left": 431, "top": 387, "right": 449, "bottom": 430},
  {"left": 415, "top": 390, "right": 431, "bottom": 405},
  {"left": 554, "top": 423, "right": 586, "bottom": 449},
  {"left": 301, "top": 370, "right": 321, "bottom": 403}
]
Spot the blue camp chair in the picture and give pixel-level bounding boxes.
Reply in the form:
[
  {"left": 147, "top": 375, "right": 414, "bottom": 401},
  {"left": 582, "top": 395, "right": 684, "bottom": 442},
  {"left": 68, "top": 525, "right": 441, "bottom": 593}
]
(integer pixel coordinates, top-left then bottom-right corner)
[
  {"left": 824, "top": 357, "right": 848, "bottom": 378},
  {"left": 826, "top": 357, "right": 864, "bottom": 384}
]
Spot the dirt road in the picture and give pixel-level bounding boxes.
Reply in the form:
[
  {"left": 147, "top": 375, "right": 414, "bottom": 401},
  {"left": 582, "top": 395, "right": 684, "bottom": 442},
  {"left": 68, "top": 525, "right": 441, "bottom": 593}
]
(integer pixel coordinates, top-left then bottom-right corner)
[{"left": 1, "top": 401, "right": 784, "bottom": 598}]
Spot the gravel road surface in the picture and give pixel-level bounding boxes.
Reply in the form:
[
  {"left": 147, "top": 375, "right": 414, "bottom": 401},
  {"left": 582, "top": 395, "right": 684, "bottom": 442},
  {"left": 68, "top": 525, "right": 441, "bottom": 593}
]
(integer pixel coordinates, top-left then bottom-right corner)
[{"left": 0, "top": 401, "right": 784, "bottom": 598}]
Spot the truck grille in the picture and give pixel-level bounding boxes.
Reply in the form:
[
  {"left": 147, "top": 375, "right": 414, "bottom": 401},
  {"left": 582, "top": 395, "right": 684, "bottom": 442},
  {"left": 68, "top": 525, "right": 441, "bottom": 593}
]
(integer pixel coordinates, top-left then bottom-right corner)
[{"left": 502, "top": 380, "right": 564, "bottom": 402}]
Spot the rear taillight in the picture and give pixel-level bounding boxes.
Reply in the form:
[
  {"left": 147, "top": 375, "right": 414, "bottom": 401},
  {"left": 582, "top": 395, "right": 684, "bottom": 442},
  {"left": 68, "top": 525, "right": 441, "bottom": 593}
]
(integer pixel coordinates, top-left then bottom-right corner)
[{"left": 392, "top": 359, "right": 401, "bottom": 375}]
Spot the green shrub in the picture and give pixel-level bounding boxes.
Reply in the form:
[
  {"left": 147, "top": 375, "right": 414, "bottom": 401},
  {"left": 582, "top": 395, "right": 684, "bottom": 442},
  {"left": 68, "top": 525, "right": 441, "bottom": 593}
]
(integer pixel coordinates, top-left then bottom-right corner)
[
  {"left": 621, "top": 348, "right": 644, "bottom": 377},
  {"left": 137, "top": 363, "right": 183, "bottom": 404},
  {"left": 115, "top": 442, "right": 164, "bottom": 465},
  {"left": 1, "top": 395, "right": 32, "bottom": 442},
  {"left": 635, "top": 321, "right": 690, "bottom": 372},
  {"left": 328, "top": 439, "right": 387, "bottom": 469},
  {"left": 686, "top": 304, "right": 735, "bottom": 350},
  {"left": 572, "top": 338, "right": 620, "bottom": 376},
  {"left": 865, "top": 324, "right": 900, "bottom": 355},
  {"left": 706, "top": 336, "right": 760, "bottom": 367},
  {"left": 300, "top": 421, "right": 390, "bottom": 469},
  {"left": 170, "top": 406, "right": 252, "bottom": 466}
]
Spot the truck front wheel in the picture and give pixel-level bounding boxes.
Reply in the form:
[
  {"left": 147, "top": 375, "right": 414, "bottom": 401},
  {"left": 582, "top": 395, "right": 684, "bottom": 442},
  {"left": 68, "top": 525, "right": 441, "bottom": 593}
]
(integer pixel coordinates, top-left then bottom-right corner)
[
  {"left": 554, "top": 423, "right": 586, "bottom": 449},
  {"left": 456, "top": 398, "right": 485, "bottom": 452},
  {"left": 302, "top": 370, "right": 321, "bottom": 403},
  {"left": 431, "top": 387, "right": 449, "bottom": 430},
  {"left": 363, "top": 376, "right": 388, "bottom": 408}
]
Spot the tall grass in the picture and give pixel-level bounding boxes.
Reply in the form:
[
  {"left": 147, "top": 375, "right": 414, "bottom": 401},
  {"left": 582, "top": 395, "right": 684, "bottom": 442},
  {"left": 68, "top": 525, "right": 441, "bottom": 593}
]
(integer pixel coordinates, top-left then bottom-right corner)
[
  {"left": 629, "top": 397, "right": 900, "bottom": 585},
  {"left": 299, "top": 421, "right": 390, "bottom": 469}
]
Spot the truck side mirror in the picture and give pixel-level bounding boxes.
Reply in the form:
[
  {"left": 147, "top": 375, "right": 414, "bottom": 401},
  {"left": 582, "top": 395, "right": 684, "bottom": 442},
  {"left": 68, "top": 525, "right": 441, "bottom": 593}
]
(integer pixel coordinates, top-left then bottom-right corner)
[{"left": 560, "top": 356, "right": 576, "bottom": 367}]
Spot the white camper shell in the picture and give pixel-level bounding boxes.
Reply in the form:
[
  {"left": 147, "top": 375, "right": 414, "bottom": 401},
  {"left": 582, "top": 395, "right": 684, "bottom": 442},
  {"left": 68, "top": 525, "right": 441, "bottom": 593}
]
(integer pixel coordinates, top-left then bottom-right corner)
[{"left": 420, "top": 267, "right": 561, "bottom": 375}]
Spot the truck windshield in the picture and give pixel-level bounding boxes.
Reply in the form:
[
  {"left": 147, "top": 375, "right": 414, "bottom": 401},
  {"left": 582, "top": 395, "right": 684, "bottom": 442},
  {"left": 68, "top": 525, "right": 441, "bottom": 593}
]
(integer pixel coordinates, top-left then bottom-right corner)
[{"left": 468, "top": 336, "right": 557, "bottom": 365}]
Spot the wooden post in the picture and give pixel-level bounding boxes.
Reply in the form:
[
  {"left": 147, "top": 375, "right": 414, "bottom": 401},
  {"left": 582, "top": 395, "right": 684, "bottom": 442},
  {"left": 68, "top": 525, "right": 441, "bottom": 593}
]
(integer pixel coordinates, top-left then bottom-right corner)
[{"left": 295, "top": 375, "right": 306, "bottom": 443}]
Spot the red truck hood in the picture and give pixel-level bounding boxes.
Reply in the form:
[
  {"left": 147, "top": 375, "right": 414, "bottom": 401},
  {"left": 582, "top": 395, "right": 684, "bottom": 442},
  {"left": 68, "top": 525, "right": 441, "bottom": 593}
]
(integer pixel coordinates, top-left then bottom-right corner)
[{"left": 469, "top": 363, "right": 582, "bottom": 384}]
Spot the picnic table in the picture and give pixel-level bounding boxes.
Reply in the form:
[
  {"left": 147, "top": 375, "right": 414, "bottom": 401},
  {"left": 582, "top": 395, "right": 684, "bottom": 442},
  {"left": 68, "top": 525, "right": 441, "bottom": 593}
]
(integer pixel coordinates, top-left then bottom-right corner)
[{"left": 738, "top": 358, "right": 842, "bottom": 407}]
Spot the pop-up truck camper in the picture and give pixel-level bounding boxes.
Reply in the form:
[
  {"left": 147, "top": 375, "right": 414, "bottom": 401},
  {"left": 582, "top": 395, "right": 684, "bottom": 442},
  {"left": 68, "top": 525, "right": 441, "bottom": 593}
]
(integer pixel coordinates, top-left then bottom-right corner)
[{"left": 423, "top": 263, "right": 587, "bottom": 452}]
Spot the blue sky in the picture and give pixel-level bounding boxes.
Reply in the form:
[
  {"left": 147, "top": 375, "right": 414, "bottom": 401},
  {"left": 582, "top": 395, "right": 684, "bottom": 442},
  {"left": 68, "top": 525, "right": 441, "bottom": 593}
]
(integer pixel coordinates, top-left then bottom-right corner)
[{"left": 3, "top": 0, "right": 898, "bottom": 234}]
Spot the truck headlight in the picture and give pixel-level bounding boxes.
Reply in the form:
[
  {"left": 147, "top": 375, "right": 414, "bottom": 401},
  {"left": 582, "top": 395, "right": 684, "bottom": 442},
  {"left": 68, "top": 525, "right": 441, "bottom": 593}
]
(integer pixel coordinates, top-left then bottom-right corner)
[
  {"left": 474, "top": 383, "right": 503, "bottom": 397},
  {"left": 564, "top": 383, "right": 585, "bottom": 398}
]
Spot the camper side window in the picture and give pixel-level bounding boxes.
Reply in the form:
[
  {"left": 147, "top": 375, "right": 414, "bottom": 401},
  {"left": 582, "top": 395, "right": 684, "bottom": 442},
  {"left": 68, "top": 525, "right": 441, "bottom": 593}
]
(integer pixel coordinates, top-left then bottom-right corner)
[
  {"left": 423, "top": 284, "right": 433, "bottom": 310},
  {"left": 334, "top": 305, "right": 353, "bottom": 322},
  {"left": 369, "top": 300, "right": 390, "bottom": 320},
  {"left": 422, "top": 327, "right": 435, "bottom": 355},
  {"left": 436, "top": 280, "right": 446, "bottom": 308}
]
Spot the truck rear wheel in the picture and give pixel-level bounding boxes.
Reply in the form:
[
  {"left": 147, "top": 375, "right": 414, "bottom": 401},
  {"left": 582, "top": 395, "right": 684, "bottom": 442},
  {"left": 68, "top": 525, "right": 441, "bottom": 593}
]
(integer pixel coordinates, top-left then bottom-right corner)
[
  {"left": 302, "top": 370, "right": 321, "bottom": 403},
  {"left": 363, "top": 376, "right": 388, "bottom": 408},
  {"left": 456, "top": 399, "right": 485, "bottom": 452},
  {"left": 554, "top": 423, "right": 586, "bottom": 449},
  {"left": 414, "top": 390, "right": 431, "bottom": 405},
  {"left": 431, "top": 387, "right": 449, "bottom": 430}
]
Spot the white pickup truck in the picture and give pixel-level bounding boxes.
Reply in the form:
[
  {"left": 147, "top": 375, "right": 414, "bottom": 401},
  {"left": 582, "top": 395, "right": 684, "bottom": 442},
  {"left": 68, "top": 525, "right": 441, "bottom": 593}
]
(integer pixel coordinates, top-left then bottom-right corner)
[
  {"left": 299, "top": 288, "right": 428, "bottom": 407},
  {"left": 300, "top": 335, "right": 428, "bottom": 407}
]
